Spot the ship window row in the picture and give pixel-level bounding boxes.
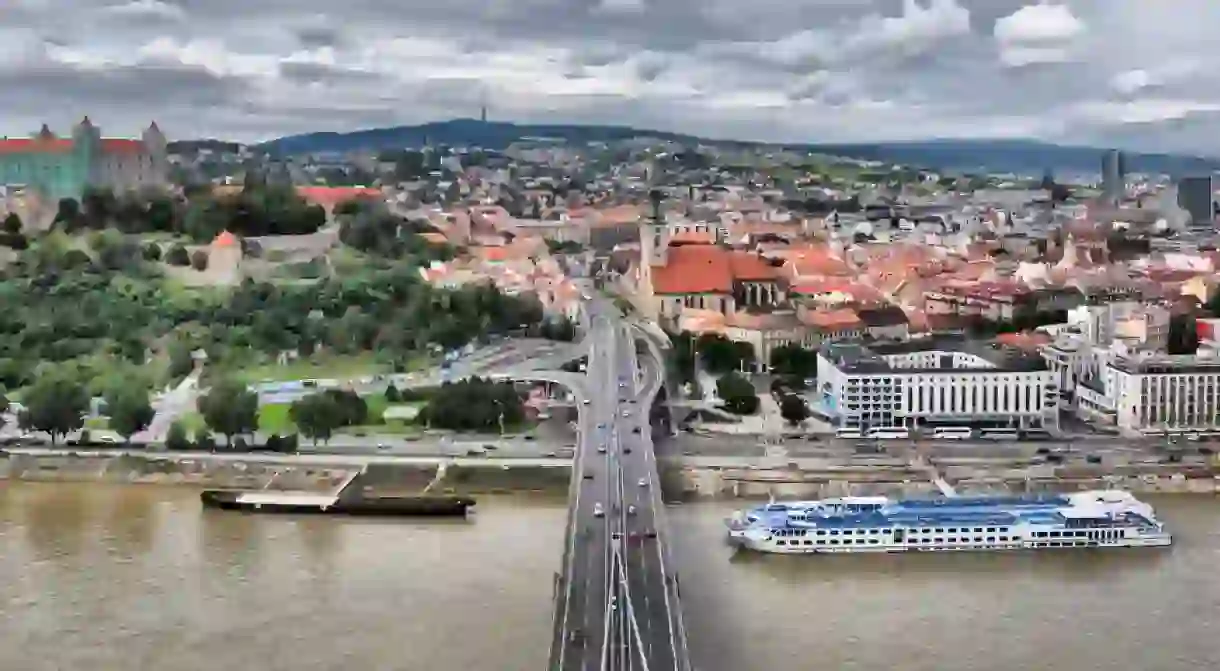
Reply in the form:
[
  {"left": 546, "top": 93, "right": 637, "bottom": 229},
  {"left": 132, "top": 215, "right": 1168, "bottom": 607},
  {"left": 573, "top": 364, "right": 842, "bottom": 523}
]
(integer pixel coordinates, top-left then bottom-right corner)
[
  {"left": 1033, "top": 530, "right": 1124, "bottom": 539},
  {"left": 908, "top": 526, "right": 1011, "bottom": 534},
  {"left": 774, "top": 537, "right": 1016, "bottom": 547},
  {"left": 775, "top": 526, "right": 1012, "bottom": 536}
]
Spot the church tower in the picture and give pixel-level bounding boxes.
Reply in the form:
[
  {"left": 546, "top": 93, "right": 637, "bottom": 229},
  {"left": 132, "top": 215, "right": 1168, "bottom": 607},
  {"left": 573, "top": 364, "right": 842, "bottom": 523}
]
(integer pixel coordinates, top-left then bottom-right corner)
[
  {"left": 637, "top": 189, "right": 669, "bottom": 319},
  {"left": 640, "top": 188, "right": 669, "bottom": 268}
]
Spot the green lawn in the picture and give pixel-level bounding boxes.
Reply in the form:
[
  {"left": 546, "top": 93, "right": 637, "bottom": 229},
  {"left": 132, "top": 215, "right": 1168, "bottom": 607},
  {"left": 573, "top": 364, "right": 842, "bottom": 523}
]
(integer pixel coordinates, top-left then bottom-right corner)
[
  {"left": 251, "top": 396, "right": 428, "bottom": 437},
  {"left": 258, "top": 402, "right": 295, "bottom": 434},
  {"left": 229, "top": 352, "right": 394, "bottom": 385}
]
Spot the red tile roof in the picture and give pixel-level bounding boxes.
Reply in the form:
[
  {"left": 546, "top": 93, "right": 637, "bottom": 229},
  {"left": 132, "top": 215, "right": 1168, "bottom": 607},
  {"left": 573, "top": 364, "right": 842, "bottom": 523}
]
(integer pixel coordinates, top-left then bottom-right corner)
[
  {"left": 101, "top": 139, "right": 144, "bottom": 154},
  {"left": 0, "top": 137, "right": 147, "bottom": 155},
  {"left": 296, "top": 186, "right": 382, "bottom": 207},
  {"left": 212, "top": 231, "right": 238, "bottom": 247},
  {"left": 728, "top": 251, "right": 779, "bottom": 282},
  {"left": 651, "top": 245, "right": 733, "bottom": 295}
]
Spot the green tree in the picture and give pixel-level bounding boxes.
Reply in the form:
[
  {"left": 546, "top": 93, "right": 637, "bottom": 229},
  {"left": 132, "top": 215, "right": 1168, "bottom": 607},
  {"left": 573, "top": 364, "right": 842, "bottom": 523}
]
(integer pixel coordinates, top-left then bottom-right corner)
[
  {"left": 289, "top": 393, "right": 344, "bottom": 445},
  {"left": 770, "top": 344, "right": 818, "bottom": 379},
  {"left": 716, "top": 372, "right": 759, "bottom": 415},
  {"left": 19, "top": 370, "right": 90, "bottom": 445},
  {"left": 104, "top": 384, "right": 154, "bottom": 443},
  {"left": 195, "top": 428, "right": 216, "bottom": 452},
  {"left": 384, "top": 384, "right": 402, "bottom": 403},
  {"left": 780, "top": 395, "right": 810, "bottom": 426},
  {"left": 1168, "top": 314, "right": 1200, "bottom": 355},
  {"left": 0, "top": 389, "right": 8, "bottom": 430},
  {"left": 190, "top": 250, "right": 209, "bottom": 271},
  {"left": 2, "top": 212, "right": 21, "bottom": 234},
  {"left": 197, "top": 378, "right": 259, "bottom": 446},
  {"left": 165, "top": 421, "right": 191, "bottom": 451},
  {"left": 54, "top": 198, "right": 81, "bottom": 229}
]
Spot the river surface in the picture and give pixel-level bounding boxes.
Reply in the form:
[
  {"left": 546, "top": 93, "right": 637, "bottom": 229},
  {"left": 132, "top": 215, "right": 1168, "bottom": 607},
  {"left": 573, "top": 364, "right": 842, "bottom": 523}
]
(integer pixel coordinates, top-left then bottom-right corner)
[{"left": 0, "top": 483, "right": 1217, "bottom": 671}]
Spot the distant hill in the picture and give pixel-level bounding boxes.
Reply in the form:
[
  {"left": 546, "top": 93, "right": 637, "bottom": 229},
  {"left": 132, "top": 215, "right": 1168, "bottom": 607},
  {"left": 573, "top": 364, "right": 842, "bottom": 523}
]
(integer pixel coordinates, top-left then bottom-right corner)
[
  {"left": 254, "top": 119, "right": 704, "bottom": 157},
  {"left": 252, "top": 119, "right": 1220, "bottom": 175},
  {"left": 800, "top": 139, "right": 1220, "bottom": 177},
  {"left": 167, "top": 139, "right": 244, "bottom": 154}
]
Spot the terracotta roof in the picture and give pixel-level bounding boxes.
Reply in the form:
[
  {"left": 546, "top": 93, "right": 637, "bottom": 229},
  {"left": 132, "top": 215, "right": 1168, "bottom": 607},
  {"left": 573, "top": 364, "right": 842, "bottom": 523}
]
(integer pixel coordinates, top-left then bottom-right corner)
[
  {"left": 296, "top": 186, "right": 381, "bottom": 207},
  {"left": 0, "top": 138, "right": 74, "bottom": 154},
  {"left": 212, "top": 231, "right": 237, "bottom": 247},
  {"left": 0, "top": 137, "right": 147, "bottom": 155},
  {"left": 651, "top": 245, "right": 733, "bottom": 295},
  {"left": 804, "top": 308, "right": 861, "bottom": 329},
  {"left": 102, "top": 139, "right": 144, "bottom": 154},
  {"left": 785, "top": 249, "right": 850, "bottom": 277},
  {"left": 728, "top": 251, "right": 779, "bottom": 281}
]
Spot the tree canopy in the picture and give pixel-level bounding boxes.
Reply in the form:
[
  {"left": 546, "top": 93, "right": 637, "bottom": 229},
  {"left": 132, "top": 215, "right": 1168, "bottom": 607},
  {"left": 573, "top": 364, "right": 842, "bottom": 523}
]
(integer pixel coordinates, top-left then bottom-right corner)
[
  {"left": 418, "top": 377, "right": 525, "bottom": 431},
  {"left": 18, "top": 369, "right": 90, "bottom": 444},
  {"left": 197, "top": 378, "right": 259, "bottom": 445},
  {"left": 716, "top": 373, "right": 759, "bottom": 415}
]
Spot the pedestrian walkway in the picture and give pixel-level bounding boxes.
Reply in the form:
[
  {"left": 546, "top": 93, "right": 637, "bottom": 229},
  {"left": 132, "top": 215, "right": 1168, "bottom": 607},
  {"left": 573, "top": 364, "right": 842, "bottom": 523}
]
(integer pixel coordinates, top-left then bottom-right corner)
[{"left": 133, "top": 370, "right": 201, "bottom": 442}]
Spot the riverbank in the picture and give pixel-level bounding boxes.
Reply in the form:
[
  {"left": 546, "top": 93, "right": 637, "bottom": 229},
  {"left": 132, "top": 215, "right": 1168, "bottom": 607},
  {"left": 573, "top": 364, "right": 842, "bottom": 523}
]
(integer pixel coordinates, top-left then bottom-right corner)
[
  {"left": 5, "top": 449, "right": 1218, "bottom": 500},
  {"left": 666, "top": 452, "right": 1220, "bottom": 499},
  {"left": 0, "top": 451, "right": 571, "bottom": 497}
]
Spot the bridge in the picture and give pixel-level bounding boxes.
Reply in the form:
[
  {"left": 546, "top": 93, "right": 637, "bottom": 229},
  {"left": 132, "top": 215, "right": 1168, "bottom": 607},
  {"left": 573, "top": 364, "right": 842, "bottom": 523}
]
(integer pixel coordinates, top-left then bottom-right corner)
[{"left": 545, "top": 297, "right": 692, "bottom": 670}]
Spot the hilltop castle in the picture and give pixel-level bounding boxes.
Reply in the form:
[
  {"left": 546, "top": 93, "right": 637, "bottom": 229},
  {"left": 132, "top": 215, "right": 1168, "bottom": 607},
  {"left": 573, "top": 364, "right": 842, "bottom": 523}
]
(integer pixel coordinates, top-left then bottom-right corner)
[{"left": 0, "top": 117, "right": 169, "bottom": 204}]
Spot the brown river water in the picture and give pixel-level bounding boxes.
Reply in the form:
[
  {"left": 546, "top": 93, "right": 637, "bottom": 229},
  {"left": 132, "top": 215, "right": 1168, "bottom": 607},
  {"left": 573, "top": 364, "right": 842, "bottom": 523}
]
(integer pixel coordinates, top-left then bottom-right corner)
[{"left": 0, "top": 483, "right": 1217, "bottom": 671}]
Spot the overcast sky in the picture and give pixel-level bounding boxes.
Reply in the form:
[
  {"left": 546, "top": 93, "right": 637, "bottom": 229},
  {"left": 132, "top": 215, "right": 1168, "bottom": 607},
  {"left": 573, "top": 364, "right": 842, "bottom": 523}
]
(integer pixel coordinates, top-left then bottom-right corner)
[{"left": 3, "top": 0, "right": 1220, "bottom": 151}]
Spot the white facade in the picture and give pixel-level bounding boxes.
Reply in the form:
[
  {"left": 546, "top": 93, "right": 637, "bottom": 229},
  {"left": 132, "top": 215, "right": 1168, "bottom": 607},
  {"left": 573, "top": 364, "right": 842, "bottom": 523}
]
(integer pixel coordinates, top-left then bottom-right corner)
[
  {"left": 815, "top": 344, "right": 1058, "bottom": 431},
  {"left": 1078, "top": 353, "right": 1220, "bottom": 434}
]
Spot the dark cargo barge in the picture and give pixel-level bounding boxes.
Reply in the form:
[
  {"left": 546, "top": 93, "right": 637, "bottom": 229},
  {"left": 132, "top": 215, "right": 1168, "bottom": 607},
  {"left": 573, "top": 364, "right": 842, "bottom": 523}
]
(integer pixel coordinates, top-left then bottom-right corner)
[{"left": 200, "top": 490, "right": 475, "bottom": 517}]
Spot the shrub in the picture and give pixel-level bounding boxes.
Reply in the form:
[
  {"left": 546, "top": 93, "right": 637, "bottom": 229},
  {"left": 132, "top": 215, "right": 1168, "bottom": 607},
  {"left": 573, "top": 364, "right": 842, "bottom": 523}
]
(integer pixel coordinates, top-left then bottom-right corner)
[
  {"left": 165, "top": 244, "right": 189, "bottom": 266},
  {"left": 166, "top": 421, "right": 190, "bottom": 450},
  {"left": 190, "top": 250, "right": 209, "bottom": 271},
  {"left": 142, "top": 243, "right": 162, "bottom": 261}
]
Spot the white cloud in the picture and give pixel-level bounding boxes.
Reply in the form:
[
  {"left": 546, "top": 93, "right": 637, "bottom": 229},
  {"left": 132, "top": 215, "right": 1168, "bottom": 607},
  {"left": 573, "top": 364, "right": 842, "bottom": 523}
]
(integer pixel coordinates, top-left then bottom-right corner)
[
  {"left": 994, "top": 2, "right": 1084, "bottom": 44},
  {"left": 595, "top": 0, "right": 646, "bottom": 15},
  {"left": 2, "top": 0, "right": 1220, "bottom": 152},
  {"left": 844, "top": 0, "right": 971, "bottom": 59},
  {"left": 101, "top": 0, "right": 186, "bottom": 21},
  {"left": 994, "top": 2, "right": 1084, "bottom": 67},
  {"left": 1071, "top": 99, "right": 1220, "bottom": 125}
]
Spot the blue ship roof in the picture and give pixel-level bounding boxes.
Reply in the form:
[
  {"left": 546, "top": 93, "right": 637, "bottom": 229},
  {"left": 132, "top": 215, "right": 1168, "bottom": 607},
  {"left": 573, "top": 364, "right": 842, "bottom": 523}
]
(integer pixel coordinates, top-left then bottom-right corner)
[{"left": 744, "top": 493, "right": 1086, "bottom": 530}]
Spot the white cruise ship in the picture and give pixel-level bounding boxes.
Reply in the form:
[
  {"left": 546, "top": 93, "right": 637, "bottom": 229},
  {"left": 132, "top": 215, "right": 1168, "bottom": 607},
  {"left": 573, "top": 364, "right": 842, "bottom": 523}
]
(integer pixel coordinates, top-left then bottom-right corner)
[{"left": 726, "top": 490, "right": 1172, "bottom": 554}]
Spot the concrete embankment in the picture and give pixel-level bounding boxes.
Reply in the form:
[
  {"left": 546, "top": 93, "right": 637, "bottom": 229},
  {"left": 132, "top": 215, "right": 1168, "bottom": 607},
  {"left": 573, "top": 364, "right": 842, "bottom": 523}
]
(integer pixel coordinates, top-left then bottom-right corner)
[
  {"left": 666, "top": 454, "right": 1220, "bottom": 499},
  {"left": 0, "top": 452, "right": 574, "bottom": 497},
  {"left": 8, "top": 449, "right": 1216, "bottom": 501}
]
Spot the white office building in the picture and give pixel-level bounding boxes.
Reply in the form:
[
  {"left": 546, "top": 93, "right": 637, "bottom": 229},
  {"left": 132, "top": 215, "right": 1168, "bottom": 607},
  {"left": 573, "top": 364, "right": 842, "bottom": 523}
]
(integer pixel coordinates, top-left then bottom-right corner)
[
  {"left": 1077, "top": 350, "right": 1220, "bottom": 434},
  {"left": 813, "top": 340, "right": 1059, "bottom": 431}
]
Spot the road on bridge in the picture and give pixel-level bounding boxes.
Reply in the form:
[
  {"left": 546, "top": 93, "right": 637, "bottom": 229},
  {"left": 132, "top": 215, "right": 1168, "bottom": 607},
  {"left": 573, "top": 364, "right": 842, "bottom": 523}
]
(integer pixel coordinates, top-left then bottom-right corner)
[{"left": 548, "top": 295, "right": 690, "bottom": 671}]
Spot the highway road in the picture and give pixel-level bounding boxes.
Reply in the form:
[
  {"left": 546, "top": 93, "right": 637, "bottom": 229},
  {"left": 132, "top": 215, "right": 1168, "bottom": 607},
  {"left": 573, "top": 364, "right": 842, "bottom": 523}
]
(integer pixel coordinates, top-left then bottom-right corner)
[
  {"left": 615, "top": 320, "right": 686, "bottom": 670},
  {"left": 548, "top": 295, "right": 690, "bottom": 671},
  {"left": 550, "top": 298, "right": 615, "bottom": 670}
]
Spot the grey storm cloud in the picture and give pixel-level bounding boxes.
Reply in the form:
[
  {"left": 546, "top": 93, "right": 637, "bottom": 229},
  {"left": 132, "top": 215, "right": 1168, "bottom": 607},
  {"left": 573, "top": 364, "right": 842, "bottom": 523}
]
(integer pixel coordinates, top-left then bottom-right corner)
[{"left": 3, "top": 0, "right": 1220, "bottom": 152}]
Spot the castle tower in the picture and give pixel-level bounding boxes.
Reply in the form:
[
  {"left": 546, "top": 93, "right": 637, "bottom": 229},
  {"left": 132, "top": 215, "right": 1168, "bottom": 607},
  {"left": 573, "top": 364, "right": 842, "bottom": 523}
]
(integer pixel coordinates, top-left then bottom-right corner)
[
  {"left": 72, "top": 117, "right": 102, "bottom": 194},
  {"left": 142, "top": 121, "right": 168, "bottom": 187}
]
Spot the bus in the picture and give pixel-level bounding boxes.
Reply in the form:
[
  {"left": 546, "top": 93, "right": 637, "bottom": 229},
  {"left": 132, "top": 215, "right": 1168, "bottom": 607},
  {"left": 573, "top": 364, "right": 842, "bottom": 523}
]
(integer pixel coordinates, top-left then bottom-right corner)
[
  {"left": 865, "top": 428, "right": 910, "bottom": 440},
  {"left": 932, "top": 427, "right": 973, "bottom": 440},
  {"left": 980, "top": 429, "right": 1018, "bottom": 440},
  {"left": 835, "top": 428, "right": 862, "bottom": 439}
]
